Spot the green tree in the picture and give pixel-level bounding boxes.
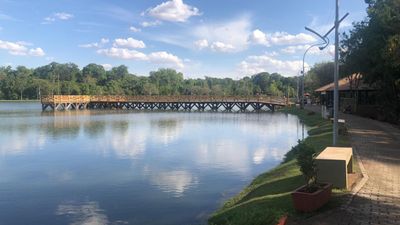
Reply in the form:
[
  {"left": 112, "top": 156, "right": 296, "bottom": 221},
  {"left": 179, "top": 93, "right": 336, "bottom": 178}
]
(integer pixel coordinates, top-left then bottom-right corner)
[
  {"left": 304, "top": 62, "right": 334, "bottom": 95},
  {"left": 341, "top": 0, "right": 400, "bottom": 122},
  {"left": 81, "top": 63, "right": 106, "bottom": 84},
  {"left": 14, "top": 66, "right": 32, "bottom": 100},
  {"left": 149, "top": 68, "right": 183, "bottom": 95}
]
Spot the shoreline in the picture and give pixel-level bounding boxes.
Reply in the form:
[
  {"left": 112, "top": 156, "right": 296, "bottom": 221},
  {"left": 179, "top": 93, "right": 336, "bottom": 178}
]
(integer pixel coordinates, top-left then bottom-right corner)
[{"left": 208, "top": 106, "right": 352, "bottom": 225}]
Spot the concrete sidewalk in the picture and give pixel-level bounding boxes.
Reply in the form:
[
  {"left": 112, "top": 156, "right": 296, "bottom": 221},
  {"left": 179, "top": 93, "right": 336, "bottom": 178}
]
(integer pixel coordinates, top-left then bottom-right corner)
[{"left": 290, "top": 106, "right": 400, "bottom": 225}]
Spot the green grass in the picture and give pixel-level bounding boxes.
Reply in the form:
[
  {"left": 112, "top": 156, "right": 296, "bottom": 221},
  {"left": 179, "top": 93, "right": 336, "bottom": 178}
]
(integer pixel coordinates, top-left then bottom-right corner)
[{"left": 208, "top": 106, "right": 351, "bottom": 225}]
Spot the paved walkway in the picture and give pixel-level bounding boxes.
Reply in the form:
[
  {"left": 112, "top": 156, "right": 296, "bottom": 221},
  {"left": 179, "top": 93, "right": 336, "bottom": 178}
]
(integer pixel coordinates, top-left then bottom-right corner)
[{"left": 290, "top": 106, "right": 400, "bottom": 225}]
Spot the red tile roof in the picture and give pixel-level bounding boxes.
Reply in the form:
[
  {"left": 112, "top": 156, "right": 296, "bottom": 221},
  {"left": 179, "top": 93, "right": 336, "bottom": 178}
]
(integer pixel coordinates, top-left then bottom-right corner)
[{"left": 315, "top": 74, "right": 376, "bottom": 92}]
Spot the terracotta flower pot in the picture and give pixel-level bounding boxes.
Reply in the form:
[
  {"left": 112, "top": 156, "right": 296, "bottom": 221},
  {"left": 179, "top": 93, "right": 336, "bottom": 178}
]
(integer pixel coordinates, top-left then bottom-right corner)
[
  {"left": 291, "top": 183, "right": 332, "bottom": 212},
  {"left": 276, "top": 215, "right": 287, "bottom": 225}
]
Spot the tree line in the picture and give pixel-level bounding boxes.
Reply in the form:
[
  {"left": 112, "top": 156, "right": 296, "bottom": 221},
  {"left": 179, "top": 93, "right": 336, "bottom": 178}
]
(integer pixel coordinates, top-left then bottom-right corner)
[
  {"left": 0, "top": 62, "right": 299, "bottom": 100},
  {"left": 340, "top": 0, "right": 400, "bottom": 123}
]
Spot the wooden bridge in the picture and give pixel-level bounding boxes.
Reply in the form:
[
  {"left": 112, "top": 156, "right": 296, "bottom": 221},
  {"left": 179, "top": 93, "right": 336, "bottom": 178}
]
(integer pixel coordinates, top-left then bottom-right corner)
[{"left": 41, "top": 95, "right": 289, "bottom": 112}]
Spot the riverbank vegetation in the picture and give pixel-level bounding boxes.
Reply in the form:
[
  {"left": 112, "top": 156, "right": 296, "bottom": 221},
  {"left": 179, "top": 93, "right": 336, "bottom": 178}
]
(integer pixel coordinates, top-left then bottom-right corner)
[
  {"left": 208, "top": 107, "right": 350, "bottom": 225},
  {"left": 0, "top": 64, "right": 300, "bottom": 100}
]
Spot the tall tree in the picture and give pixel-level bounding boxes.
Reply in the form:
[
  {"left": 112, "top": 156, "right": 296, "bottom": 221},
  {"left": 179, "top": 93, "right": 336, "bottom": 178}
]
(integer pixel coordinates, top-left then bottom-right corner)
[{"left": 341, "top": 0, "right": 400, "bottom": 122}]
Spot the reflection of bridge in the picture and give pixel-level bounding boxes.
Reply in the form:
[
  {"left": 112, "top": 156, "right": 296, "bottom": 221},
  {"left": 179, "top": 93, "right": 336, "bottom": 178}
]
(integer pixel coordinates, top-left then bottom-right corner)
[{"left": 41, "top": 95, "right": 289, "bottom": 112}]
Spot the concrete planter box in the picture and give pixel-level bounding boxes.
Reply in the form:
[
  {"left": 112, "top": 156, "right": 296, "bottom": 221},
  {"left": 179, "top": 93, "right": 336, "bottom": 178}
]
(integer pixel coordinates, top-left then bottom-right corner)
[{"left": 291, "top": 183, "right": 332, "bottom": 212}]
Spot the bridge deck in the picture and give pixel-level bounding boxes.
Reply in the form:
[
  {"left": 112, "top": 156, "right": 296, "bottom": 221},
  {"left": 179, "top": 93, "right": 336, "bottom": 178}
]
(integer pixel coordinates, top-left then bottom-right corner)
[{"left": 41, "top": 95, "right": 288, "bottom": 112}]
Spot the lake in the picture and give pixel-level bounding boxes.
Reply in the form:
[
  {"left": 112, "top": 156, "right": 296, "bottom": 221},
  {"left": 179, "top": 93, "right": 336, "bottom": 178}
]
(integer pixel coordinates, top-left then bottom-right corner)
[{"left": 0, "top": 102, "right": 305, "bottom": 225}]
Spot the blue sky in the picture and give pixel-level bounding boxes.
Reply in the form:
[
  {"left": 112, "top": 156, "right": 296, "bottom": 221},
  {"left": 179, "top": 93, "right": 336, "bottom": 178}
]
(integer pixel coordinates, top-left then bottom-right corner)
[{"left": 0, "top": 0, "right": 367, "bottom": 78}]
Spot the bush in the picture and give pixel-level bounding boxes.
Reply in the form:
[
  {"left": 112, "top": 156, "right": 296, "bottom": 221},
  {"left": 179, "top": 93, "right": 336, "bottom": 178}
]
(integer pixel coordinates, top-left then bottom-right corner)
[{"left": 296, "top": 141, "right": 317, "bottom": 190}]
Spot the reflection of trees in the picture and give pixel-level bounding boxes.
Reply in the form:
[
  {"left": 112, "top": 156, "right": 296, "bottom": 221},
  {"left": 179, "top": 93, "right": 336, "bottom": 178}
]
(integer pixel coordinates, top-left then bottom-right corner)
[
  {"left": 152, "top": 119, "right": 178, "bottom": 129},
  {"left": 111, "top": 120, "right": 129, "bottom": 135},
  {"left": 0, "top": 123, "right": 31, "bottom": 134},
  {"left": 83, "top": 120, "right": 106, "bottom": 138},
  {"left": 44, "top": 110, "right": 109, "bottom": 138},
  {"left": 151, "top": 118, "right": 182, "bottom": 145},
  {"left": 41, "top": 111, "right": 85, "bottom": 138},
  {"left": 42, "top": 123, "right": 81, "bottom": 139}
]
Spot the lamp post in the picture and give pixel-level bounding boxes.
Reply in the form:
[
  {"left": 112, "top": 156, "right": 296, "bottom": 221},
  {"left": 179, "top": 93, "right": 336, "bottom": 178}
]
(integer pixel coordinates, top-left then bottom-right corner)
[
  {"left": 300, "top": 43, "right": 327, "bottom": 109},
  {"left": 303, "top": 1, "right": 348, "bottom": 145},
  {"left": 332, "top": 0, "right": 339, "bottom": 145}
]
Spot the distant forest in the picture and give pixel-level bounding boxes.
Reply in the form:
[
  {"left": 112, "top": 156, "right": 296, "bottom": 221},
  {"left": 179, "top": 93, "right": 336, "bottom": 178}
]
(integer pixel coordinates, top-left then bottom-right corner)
[{"left": 0, "top": 63, "right": 304, "bottom": 100}]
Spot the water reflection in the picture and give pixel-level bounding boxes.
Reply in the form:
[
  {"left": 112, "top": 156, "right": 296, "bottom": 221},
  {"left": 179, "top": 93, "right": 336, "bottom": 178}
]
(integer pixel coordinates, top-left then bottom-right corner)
[
  {"left": 196, "top": 140, "right": 251, "bottom": 175},
  {"left": 151, "top": 119, "right": 182, "bottom": 145},
  {"left": 0, "top": 103, "right": 307, "bottom": 225},
  {"left": 56, "top": 201, "right": 113, "bottom": 225},
  {"left": 0, "top": 131, "right": 47, "bottom": 156},
  {"left": 253, "top": 148, "right": 268, "bottom": 165},
  {"left": 103, "top": 128, "right": 147, "bottom": 160},
  {"left": 147, "top": 169, "right": 198, "bottom": 197}
]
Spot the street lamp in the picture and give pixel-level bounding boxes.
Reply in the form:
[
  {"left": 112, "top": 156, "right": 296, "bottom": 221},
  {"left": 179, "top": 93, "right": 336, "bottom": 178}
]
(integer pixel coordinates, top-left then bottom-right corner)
[
  {"left": 303, "top": 0, "right": 349, "bottom": 145},
  {"left": 300, "top": 42, "right": 328, "bottom": 109}
]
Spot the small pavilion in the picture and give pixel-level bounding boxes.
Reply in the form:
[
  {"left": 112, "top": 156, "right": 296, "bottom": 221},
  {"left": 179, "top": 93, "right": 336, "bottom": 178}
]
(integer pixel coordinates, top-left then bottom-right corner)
[{"left": 315, "top": 74, "right": 378, "bottom": 118}]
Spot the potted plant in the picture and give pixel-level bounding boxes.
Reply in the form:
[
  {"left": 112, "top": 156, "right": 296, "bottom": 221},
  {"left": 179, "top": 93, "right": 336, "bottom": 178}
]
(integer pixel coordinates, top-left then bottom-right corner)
[{"left": 291, "top": 141, "right": 332, "bottom": 212}]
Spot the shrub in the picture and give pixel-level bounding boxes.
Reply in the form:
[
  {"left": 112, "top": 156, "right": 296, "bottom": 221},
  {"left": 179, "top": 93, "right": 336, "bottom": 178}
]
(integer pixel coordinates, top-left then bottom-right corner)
[{"left": 296, "top": 141, "right": 317, "bottom": 191}]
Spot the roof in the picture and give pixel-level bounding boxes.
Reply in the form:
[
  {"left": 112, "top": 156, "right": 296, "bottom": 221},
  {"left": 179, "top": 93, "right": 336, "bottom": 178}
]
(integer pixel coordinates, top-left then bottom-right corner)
[{"left": 315, "top": 74, "right": 376, "bottom": 92}]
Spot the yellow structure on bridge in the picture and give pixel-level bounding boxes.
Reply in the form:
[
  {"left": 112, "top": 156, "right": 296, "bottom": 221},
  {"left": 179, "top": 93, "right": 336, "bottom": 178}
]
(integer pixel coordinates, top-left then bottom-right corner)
[{"left": 41, "top": 95, "right": 289, "bottom": 112}]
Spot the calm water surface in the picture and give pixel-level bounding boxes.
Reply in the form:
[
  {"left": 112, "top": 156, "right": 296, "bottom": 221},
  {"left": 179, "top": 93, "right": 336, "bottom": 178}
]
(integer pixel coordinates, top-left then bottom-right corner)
[{"left": 0, "top": 102, "right": 306, "bottom": 225}]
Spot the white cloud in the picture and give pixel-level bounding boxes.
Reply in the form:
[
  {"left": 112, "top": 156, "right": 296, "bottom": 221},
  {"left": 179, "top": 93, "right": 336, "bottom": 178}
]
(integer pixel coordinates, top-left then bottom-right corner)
[
  {"left": 146, "top": 0, "right": 201, "bottom": 22},
  {"left": 43, "top": 12, "right": 73, "bottom": 24},
  {"left": 249, "top": 29, "right": 269, "bottom": 46},
  {"left": 194, "top": 39, "right": 208, "bottom": 49},
  {"left": 238, "top": 53, "right": 307, "bottom": 76},
  {"left": 29, "top": 48, "right": 45, "bottom": 56},
  {"left": 193, "top": 16, "right": 251, "bottom": 52},
  {"left": 0, "top": 39, "right": 45, "bottom": 57},
  {"left": 79, "top": 38, "right": 109, "bottom": 48},
  {"left": 0, "top": 40, "right": 27, "bottom": 53},
  {"left": 113, "top": 37, "right": 146, "bottom": 49},
  {"left": 281, "top": 45, "right": 308, "bottom": 54},
  {"left": 141, "top": 20, "right": 162, "bottom": 27},
  {"left": 148, "top": 51, "right": 184, "bottom": 69},
  {"left": 0, "top": 13, "right": 17, "bottom": 21},
  {"left": 100, "top": 38, "right": 109, "bottom": 44},
  {"left": 210, "top": 41, "right": 235, "bottom": 53},
  {"left": 249, "top": 30, "right": 317, "bottom": 46},
  {"left": 97, "top": 47, "right": 148, "bottom": 60},
  {"left": 129, "top": 26, "right": 141, "bottom": 32},
  {"left": 79, "top": 42, "right": 99, "bottom": 48},
  {"left": 268, "top": 32, "right": 316, "bottom": 45},
  {"left": 101, "top": 64, "right": 113, "bottom": 70},
  {"left": 281, "top": 44, "right": 335, "bottom": 57},
  {"left": 53, "top": 12, "right": 74, "bottom": 20},
  {"left": 97, "top": 48, "right": 184, "bottom": 69}
]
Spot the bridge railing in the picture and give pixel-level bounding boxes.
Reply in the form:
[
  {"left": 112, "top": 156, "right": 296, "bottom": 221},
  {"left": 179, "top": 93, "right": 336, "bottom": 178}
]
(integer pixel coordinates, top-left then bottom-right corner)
[
  {"left": 41, "top": 95, "right": 289, "bottom": 105},
  {"left": 41, "top": 95, "right": 91, "bottom": 104}
]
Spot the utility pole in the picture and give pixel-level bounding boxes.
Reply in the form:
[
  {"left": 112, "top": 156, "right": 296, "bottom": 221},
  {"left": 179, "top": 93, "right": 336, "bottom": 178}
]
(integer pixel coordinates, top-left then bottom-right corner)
[{"left": 333, "top": 0, "right": 340, "bottom": 146}]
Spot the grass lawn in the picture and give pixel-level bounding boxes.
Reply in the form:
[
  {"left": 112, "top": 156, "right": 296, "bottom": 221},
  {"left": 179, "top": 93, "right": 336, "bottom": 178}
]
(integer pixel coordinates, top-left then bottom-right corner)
[{"left": 208, "top": 106, "right": 351, "bottom": 225}]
